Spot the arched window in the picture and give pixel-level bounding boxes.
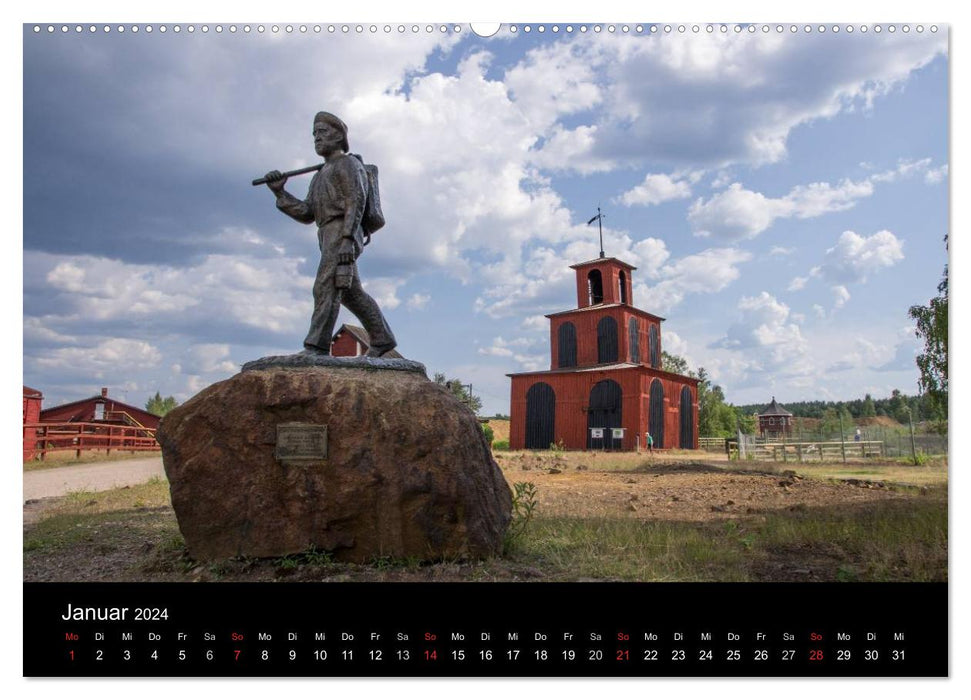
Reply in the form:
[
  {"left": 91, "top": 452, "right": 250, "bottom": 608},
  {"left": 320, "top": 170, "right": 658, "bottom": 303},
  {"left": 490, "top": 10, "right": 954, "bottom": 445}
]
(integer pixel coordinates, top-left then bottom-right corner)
[
  {"left": 649, "top": 324, "right": 660, "bottom": 368},
  {"left": 679, "top": 386, "right": 695, "bottom": 449},
  {"left": 587, "top": 379, "right": 622, "bottom": 449},
  {"left": 597, "top": 316, "right": 618, "bottom": 364},
  {"left": 557, "top": 322, "right": 577, "bottom": 368},
  {"left": 525, "top": 383, "right": 556, "bottom": 449},
  {"left": 587, "top": 269, "right": 604, "bottom": 305},
  {"left": 649, "top": 379, "right": 665, "bottom": 449},
  {"left": 628, "top": 318, "right": 640, "bottom": 363},
  {"left": 618, "top": 270, "right": 628, "bottom": 304}
]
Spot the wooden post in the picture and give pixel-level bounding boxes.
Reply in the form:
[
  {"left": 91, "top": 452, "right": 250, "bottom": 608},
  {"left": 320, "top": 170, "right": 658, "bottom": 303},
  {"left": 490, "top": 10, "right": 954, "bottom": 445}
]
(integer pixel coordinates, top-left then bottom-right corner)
[
  {"left": 839, "top": 414, "right": 847, "bottom": 463},
  {"left": 909, "top": 410, "right": 919, "bottom": 466}
]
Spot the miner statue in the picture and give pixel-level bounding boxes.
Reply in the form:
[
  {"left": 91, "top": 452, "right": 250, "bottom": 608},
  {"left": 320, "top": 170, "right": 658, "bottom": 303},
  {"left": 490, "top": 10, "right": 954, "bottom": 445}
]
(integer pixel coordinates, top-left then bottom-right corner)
[{"left": 254, "top": 112, "right": 397, "bottom": 357}]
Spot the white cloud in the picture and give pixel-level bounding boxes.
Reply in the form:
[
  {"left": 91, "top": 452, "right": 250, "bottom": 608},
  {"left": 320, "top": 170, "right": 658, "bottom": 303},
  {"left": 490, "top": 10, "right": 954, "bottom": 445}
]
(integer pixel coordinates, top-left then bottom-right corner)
[
  {"left": 788, "top": 276, "right": 809, "bottom": 292},
  {"left": 711, "top": 292, "right": 809, "bottom": 375},
  {"left": 832, "top": 285, "right": 851, "bottom": 310},
  {"left": 770, "top": 247, "right": 795, "bottom": 257},
  {"left": 817, "top": 230, "right": 905, "bottom": 285},
  {"left": 634, "top": 247, "right": 752, "bottom": 315},
  {"left": 687, "top": 157, "right": 941, "bottom": 241},
  {"left": 688, "top": 178, "right": 873, "bottom": 241},
  {"left": 27, "top": 250, "right": 312, "bottom": 340},
  {"left": 182, "top": 344, "right": 238, "bottom": 375},
  {"left": 925, "top": 164, "right": 948, "bottom": 185},
  {"left": 617, "top": 172, "right": 694, "bottom": 207},
  {"left": 521, "top": 315, "right": 549, "bottom": 333},
  {"left": 478, "top": 336, "right": 546, "bottom": 371},
  {"left": 571, "top": 31, "right": 946, "bottom": 169},
  {"left": 405, "top": 293, "right": 431, "bottom": 311},
  {"left": 35, "top": 338, "right": 162, "bottom": 377}
]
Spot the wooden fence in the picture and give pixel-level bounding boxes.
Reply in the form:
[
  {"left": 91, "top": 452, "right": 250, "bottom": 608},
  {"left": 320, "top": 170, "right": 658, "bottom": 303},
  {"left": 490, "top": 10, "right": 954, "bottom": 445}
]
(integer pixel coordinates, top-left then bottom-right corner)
[
  {"left": 699, "top": 437, "right": 728, "bottom": 452},
  {"left": 727, "top": 440, "right": 883, "bottom": 462},
  {"left": 24, "top": 421, "right": 159, "bottom": 460}
]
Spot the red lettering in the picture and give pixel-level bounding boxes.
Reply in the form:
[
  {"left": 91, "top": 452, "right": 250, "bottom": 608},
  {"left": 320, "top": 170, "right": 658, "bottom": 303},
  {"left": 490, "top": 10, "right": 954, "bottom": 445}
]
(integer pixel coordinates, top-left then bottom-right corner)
[{"left": 424, "top": 632, "right": 437, "bottom": 641}]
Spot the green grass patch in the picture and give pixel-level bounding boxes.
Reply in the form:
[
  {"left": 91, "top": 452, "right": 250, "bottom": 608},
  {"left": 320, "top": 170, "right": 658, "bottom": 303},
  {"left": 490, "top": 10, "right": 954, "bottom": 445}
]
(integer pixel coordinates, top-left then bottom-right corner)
[
  {"left": 510, "top": 517, "right": 750, "bottom": 582},
  {"left": 753, "top": 496, "right": 947, "bottom": 581}
]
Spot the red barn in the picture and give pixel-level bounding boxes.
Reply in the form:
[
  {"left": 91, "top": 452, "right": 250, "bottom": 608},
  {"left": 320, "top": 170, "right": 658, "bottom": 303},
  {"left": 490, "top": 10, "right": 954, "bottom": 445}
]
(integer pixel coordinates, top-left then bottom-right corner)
[
  {"left": 331, "top": 324, "right": 404, "bottom": 359},
  {"left": 508, "top": 256, "right": 699, "bottom": 451},
  {"left": 40, "top": 387, "right": 161, "bottom": 430},
  {"left": 23, "top": 385, "right": 43, "bottom": 460}
]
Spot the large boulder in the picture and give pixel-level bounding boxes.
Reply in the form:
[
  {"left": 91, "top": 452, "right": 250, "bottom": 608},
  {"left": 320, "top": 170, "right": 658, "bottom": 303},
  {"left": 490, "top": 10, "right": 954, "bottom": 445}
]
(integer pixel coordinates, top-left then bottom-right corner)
[{"left": 157, "top": 356, "right": 512, "bottom": 563}]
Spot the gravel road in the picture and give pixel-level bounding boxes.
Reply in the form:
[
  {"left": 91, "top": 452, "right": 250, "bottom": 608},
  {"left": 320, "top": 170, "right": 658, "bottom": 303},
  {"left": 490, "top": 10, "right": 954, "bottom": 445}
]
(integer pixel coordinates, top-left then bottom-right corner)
[{"left": 23, "top": 457, "right": 166, "bottom": 502}]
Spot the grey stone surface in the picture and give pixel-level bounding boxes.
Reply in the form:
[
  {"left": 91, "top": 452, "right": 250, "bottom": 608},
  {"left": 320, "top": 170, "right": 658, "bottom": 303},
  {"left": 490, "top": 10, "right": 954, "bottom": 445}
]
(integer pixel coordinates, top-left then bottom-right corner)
[{"left": 242, "top": 353, "right": 426, "bottom": 374}]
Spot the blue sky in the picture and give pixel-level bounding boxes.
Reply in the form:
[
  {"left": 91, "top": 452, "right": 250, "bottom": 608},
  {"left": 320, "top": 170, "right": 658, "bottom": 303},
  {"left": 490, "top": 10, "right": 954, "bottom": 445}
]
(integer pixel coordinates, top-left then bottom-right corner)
[{"left": 21, "top": 22, "right": 949, "bottom": 416}]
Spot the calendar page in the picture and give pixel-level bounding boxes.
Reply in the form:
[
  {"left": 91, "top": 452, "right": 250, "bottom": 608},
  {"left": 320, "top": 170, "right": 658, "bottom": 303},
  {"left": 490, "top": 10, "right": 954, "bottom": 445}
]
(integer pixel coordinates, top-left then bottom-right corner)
[{"left": 22, "top": 19, "right": 949, "bottom": 679}]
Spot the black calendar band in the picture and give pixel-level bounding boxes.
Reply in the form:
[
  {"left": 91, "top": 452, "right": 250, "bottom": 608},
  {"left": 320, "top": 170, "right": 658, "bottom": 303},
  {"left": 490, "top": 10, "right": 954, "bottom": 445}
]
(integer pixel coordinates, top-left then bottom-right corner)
[{"left": 24, "top": 581, "right": 947, "bottom": 677}]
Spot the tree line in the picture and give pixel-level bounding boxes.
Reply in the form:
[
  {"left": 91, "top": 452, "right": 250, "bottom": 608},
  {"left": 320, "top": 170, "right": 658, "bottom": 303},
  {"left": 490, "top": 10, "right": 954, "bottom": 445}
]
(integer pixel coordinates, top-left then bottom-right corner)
[{"left": 736, "top": 390, "right": 939, "bottom": 426}]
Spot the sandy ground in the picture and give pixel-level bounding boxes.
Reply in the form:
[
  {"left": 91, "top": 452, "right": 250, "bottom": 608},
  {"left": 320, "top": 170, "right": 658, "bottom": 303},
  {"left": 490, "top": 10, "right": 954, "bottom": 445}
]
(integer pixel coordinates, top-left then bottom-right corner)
[
  {"left": 23, "top": 456, "right": 165, "bottom": 501},
  {"left": 496, "top": 461, "right": 916, "bottom": 522}
]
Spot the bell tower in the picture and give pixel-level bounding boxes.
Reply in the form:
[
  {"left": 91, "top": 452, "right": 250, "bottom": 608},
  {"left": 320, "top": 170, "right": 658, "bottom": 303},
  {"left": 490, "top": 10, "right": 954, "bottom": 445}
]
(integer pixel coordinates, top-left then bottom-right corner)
[{"left": 571, "top": 258, "right": 636, "bottom": 308}]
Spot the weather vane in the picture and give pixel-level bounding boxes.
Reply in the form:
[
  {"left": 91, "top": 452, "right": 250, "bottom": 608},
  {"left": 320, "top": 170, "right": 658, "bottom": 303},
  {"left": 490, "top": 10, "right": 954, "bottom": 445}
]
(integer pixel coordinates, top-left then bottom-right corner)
[{"left": 587, "top": 206, "right": 606, "bottom": 258}]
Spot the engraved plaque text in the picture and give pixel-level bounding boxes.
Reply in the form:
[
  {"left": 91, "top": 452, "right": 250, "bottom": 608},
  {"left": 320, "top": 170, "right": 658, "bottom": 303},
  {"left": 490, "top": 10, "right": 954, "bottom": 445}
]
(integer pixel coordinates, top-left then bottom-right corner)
[{"left": 275, "top": 423, "right": 328, "bottom": 464}]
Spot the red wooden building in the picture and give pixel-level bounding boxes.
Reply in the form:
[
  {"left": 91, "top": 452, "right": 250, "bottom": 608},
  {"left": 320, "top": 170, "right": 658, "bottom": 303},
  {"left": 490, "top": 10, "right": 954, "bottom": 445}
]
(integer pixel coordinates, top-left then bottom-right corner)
[
  {"left": 508, "top": 256, "right": 699, "bottom": 451},
  {"left": 332, "top": 324, "right": 403, "bottom": 359},
  {"left": 40, "top": 387, "right": 161, "bottom": 429},
  {"left": 23, "top": 387, "right": 162, "bottom": 461},
  {"left": 23, "top": 385, "right": 43, "bottom": 460}
]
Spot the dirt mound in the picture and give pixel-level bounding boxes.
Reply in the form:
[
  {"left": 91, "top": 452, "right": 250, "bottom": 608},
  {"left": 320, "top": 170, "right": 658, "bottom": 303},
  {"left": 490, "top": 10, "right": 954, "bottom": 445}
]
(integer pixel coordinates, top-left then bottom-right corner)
[
  {"left": 633, "top": 461, "right": 728, "bottom": 475},
  {"left": 857, "top": 416, "right": 903, "bottom": 427}
]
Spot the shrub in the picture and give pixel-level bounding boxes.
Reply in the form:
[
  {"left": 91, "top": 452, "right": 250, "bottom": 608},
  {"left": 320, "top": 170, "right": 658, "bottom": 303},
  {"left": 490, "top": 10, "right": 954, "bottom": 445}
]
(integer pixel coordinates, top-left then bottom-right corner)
[
  {"left": 482, "top": 423, "right": 495, "bottom": 446},
  {"left": 503, "top": 481, "right": 538, "bottom": 553},
  {"left": 493, "top": 440, "right": 509, "bottom": 451}
]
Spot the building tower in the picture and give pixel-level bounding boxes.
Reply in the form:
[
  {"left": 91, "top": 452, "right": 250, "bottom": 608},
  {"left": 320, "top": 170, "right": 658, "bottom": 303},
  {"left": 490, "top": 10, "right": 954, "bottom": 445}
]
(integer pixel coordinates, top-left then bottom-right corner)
[{"left": 508, "top": 256, "right": 699, "bottom": 451}]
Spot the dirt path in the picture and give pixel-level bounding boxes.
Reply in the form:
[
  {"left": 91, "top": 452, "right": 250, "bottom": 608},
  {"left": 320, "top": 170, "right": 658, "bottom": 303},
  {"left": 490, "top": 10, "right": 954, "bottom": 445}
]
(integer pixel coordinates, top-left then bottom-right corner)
[{"left": 23, "top": 457, "right": 165, "bottom": 502}]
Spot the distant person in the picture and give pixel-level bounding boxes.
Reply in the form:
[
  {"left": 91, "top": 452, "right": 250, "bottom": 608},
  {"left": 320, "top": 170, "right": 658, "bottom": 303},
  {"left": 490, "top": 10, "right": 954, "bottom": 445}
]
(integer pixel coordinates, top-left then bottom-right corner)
[
  {"left": 854, "top": 428, "right": 861, "bottom": 442},
  {"left": 646, "top": 432, "right": 654, "bottom": 453}
]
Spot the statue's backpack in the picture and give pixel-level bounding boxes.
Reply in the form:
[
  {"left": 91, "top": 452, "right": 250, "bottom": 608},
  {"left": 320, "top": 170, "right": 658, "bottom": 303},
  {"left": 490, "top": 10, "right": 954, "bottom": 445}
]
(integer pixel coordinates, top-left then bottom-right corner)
[{"left": 350, "top": 153, "right": 385, "bottom": 244}]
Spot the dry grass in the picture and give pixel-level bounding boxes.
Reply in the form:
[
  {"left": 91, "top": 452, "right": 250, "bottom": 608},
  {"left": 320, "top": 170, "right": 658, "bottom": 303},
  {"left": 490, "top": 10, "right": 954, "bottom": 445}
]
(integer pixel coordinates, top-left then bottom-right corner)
[
  {"left": 23, "top": 452, "right": 947, "bottom": 583},
  {"left": 483, "top": 418, "right": 510, "bottom": 443}
]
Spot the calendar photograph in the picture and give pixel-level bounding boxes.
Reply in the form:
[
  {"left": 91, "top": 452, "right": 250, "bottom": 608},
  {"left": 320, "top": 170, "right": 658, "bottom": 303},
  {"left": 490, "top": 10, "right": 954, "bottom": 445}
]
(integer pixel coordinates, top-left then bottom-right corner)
[{"left": 22, "top": 20, "right": 949, "bottom": 677}]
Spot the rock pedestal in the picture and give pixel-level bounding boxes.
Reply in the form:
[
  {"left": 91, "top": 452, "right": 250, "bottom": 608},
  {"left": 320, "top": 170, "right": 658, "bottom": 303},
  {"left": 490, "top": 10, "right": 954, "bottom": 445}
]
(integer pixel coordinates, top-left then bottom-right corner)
[{"left": 157, "top": 356, "right": 512, "bottom": 563}]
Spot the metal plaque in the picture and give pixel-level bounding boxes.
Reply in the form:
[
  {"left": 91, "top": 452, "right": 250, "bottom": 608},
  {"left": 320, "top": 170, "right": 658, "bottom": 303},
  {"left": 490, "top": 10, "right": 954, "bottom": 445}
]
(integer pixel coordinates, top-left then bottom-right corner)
[
  {"left": 275, "top": 423, "right": 328, "bottom": 464},
  {"left": 612, "top": 428, "right": 625, "bottom": 439},
  {"left": 590, "top": 428, "right": 604, "bottom": 439}
]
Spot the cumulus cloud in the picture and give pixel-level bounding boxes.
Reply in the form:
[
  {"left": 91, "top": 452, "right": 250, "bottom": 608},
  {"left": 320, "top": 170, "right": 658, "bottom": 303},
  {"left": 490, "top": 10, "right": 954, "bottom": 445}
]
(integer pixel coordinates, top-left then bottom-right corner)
[
  {"left": 580, "top": 30, "right": 945, "bottom": 168},
  {"left": 817, "top": 230, "right": 905, "bottom": 285},
  {"left": 405, "top": 293, "right": 431, "bottom": 311},
  {"left": 31, "top": 251, "right": 310, "bottom": 336},
  {"left": 788, "top": 276, "right": 809, "bottom": 292},
  {"left": 711, "top": 292, "right": 809, "bottom": 374},
  {"left": 617, "top": 172, "right": 696, "bottom": 207},
  {"left": 635, "top": 247, "right": 752, "bottom": 315},
  {"left": 688, "top": 178, "right": 873, "bottom": 240},
  {"left": 831, "top": 285, "right": 851, "bottom": 310},
  {"left": 478, "top": 336, "right": 546, "bottom": 371},
  {"left": 35, "top": 338, "right": 162, "bottom": 378},
  {"left": 688, "top": 158, "right": 942, "bottom": 241}
]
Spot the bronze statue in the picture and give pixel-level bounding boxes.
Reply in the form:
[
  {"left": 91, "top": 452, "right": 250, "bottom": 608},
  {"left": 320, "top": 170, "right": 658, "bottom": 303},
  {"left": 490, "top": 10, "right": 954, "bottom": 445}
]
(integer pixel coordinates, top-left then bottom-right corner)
[{"left": 258, "top": 112, "right": 397, "bottom": 357}]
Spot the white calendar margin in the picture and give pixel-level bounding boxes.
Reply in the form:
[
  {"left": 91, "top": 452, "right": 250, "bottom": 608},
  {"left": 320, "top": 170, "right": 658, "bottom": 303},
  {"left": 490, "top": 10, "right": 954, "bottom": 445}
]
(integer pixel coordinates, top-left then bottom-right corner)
[{"left": 4, "top": 0, "right": 963, "bottom": 697}]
